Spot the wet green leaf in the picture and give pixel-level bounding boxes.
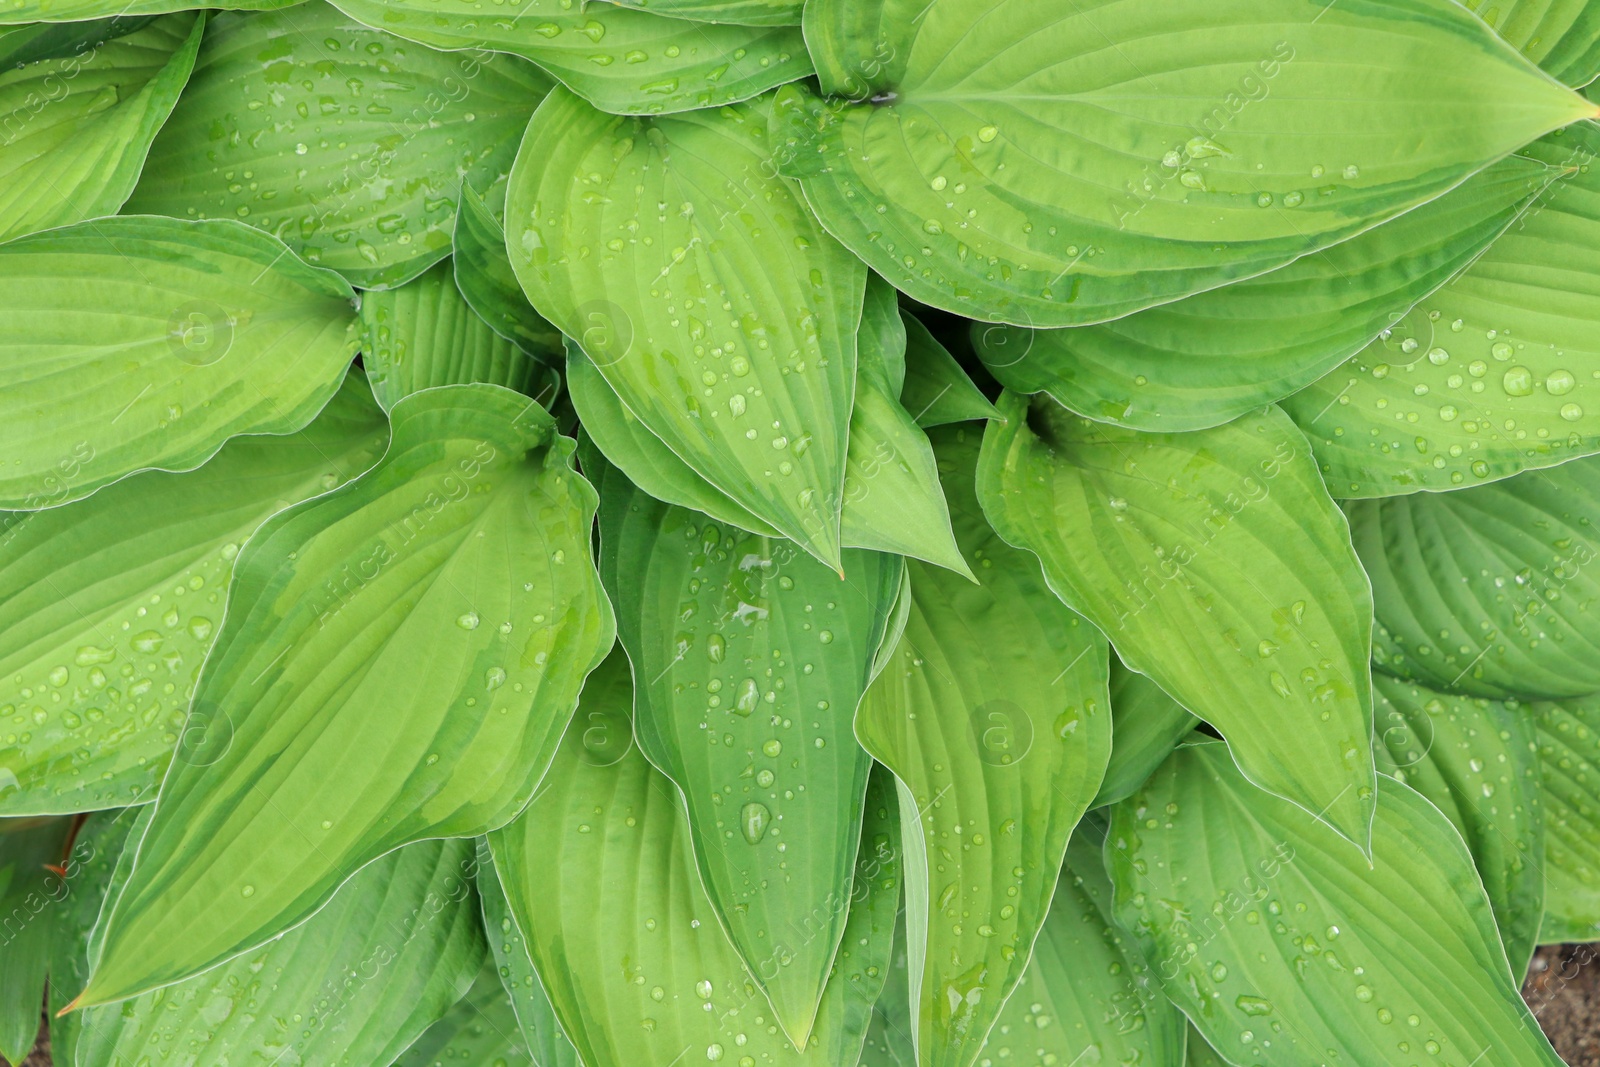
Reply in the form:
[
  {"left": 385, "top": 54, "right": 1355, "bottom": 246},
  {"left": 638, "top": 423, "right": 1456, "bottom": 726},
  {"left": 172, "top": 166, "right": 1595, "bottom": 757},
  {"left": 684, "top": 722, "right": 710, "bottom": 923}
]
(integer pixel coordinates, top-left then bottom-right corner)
[
  {"left": 899, "top": 314, "right": 999, "bottom": 430},
  {"left": 1093, "top": 657, "right": 1199, "bottom": 809},
  {"left": 395, "top": 955, "right": 531, "bottom": 1067},
  {"left": 0, "top": 816, "right": 71, "bottom": 1063},
  {"left": 1531, "top": 693, "right": 1600, "bottom": 942},
  {"left": 452, "top": 184, "right": 564, "bottom": 359}
]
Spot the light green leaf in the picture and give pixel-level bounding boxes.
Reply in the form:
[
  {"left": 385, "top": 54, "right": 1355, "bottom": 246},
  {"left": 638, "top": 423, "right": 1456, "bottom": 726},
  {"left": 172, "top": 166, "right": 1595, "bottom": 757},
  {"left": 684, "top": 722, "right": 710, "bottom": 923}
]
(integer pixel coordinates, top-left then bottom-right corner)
[
  {"left": 453, "top": 184, "right": 564, "bottom": 358},
  {"left": 476, "top": 844, "right": 582, "bottom": 1067},
  {"left": 0, "top": 816, "right": 70, "bottom": 1064},
  {"left": 611, "top": 0, "right": 802, "bottom": 27},
  {"left": 509, "top": 87, "right": 864, "bottom": 569},
  {"left": 0, "top": 12, "right": 201, "bottom": 244},
  {"left": 1372, "top": 672, "right": 1544, "bottom": 976},
  {"left": 1465, "top": 0, "right": 1600, "bottom": 84},
  {"left": 0, "top": 0, "right": 294, "bottom": 24},
  {"left": 329, "top": 0, "right": 811, "bottom": 116},
  {"left": 977, "top": 393, "right": 1376, "bottom": 850},
  {"left": 488, "top": 649, "right": 901, "bottom": 1066},
  {"left": 126, "top": 3, "right": 551, "bottom": 289},
  {"left": 360, "top": 259, "right": 551, "bottom": 411},
  {"left": 0, "top": 370, "right": 388, "bottom": 817},
  {"left": 779, "top": 0, "right": 1594, "bottom": 327},
  {"left": 1107, "top": 740, "right": 1565, "bottom": 1066},
  {"left": 79, "top": 839, "right": 486, "bottom": 1067},
  {"left": 597, "top": 457, "right": 903, "bottom": 1043},
  {"left": 972, "top": 831, "right": 1185, "bottom": 1067},
  {"left": 1093, "top": 657, "right": 1199, "bottom": 809},
  {"left": 972, "top": 155, "right": 1555, "bottom": 432},
  {"left": 856, "top": 423, "right": 1111, "bottom": 1067},
  {"left": 899, "top": 314, "right": 999, "bottom": 430},
  {"left": 0, "top": 15, "right": 157, "bottom": 68},
  {"left": 395, "top": 956, "right": 531, "bottom": 1067},
  {"left": 1349, "top": 455, "right": 1600, "bottom": 700},
  {"left": 1284, "top": 126, "right": 1600, "bottom": 496},
  {"left": 78, "top": 384, "right": 614, "bottom": 1007},
  {"left": 1531, "top": 694, "right": 1600, "bottom": 942},
  {"left": 0, "top": 214, "right": 358, "bottom": 512}
]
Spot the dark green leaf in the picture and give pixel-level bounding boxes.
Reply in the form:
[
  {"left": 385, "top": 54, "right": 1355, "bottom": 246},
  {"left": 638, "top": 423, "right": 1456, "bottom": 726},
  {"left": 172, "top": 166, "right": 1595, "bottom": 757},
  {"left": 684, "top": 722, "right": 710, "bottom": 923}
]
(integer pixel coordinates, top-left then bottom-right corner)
[{"left": 1094, "top": 657, "right": 1199, "bottom": 809}]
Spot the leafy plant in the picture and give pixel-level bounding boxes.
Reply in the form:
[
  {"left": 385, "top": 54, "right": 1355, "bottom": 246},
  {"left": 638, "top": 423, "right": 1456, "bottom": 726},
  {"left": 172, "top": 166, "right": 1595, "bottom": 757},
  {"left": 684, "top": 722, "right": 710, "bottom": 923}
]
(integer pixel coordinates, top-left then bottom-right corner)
[{"left": 0, "top": 0, "right": 1597, "bottom": 1065}]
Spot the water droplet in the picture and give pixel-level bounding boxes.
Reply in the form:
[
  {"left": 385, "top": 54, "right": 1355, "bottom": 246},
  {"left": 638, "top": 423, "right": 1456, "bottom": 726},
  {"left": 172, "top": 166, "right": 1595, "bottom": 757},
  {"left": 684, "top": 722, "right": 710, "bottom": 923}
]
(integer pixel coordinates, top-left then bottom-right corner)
[{"left": 457, "top": 612, "right": 481, "bottom": 630}]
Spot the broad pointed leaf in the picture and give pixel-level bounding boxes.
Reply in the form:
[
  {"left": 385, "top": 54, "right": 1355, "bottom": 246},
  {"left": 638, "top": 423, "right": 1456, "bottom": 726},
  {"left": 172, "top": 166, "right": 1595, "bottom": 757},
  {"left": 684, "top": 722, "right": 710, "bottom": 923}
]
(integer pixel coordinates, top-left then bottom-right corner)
[
  {"left": 0, "top": 371, "right": 388, "bottom": 817},
  {"left": 0, "top": 215, "right": 358, "bottom": 511},
  {"left": 1531, "top": 694, "right": 1600, "bottom": 942},
  {"left": 1285, "top": 125, "right": 1600, "bottom": 495},
  {"left": 597, "top": 458, "right": 903, "bottom": 1042},
  {"left": 1372, "top": 672, "right": 1544, "bottom": 976},
  {"left": 360, "top": 259, "right": 550, "bottom": 411},
  {"left": 453, "top": 184, "right": 563, "bottom": 358},
  {"left": 611, "top": 0, "right": 802, "bottom": 27},
  {"left": 1107, "top": 740, "right": 1565, "bottom": 1067},
  {"left": 973, "top": 155, "right": 1555, "bottom": 432},
  {"left": 127, "top": 4, "right": 552, "bottom": 289},
  {"left": 78, "top": 839, "right": 486, "bottom": 1067},
  {"left": 78, "top": 384, "right": 614, "bottom": 1007},
  {"left": 1349, "top": 455, "right": 1600, "bottom": 699},
  {"left": 0, "top": 816, "right": 70, "bottom": 1064},
  {"left": 477, "top": 845, "right": 582, "bottom": 1067},
  {"left": 977, "top": 393, "right": 1376, "bottom": 849},
  {"left": 0, "top": 0, "right": 294, "bottom": 23},
  {"left": 0, "top": 12, "right": 201, "bottom": 244},
  {"left": 329, "top": 0, "right": 811, "bottom": 116},
  {"left": 488, "top": 649, "right": 901, "bottom": 1066},
  {"left": 899, "top": 314, "right": 999, "bottom": 430},
  {"left": 510, "top": 87, "right": 864, "bottom": 569},
  {"left": 1093, "top": 657, "right": 1199, "bottom": 809},
  {"left": 971, "top": 832, "right": 1185, "bottom": 1067},
  {"left": 395, "top": 957, "right": 532, "bottom": 1067},
  {"left": 778, "top": 0, "right": 1594, "bottom": 327},
  {"left": 855, "top": 423, "right": 1112, "bottom": 1067}
]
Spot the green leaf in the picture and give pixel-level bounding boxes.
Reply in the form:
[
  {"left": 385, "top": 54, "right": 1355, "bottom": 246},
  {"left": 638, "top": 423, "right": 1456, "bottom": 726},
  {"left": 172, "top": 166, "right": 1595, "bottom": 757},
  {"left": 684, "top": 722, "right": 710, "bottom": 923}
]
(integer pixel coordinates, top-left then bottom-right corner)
[
  {"left": 1349, "top": 455, "right": 1600, "bottom": 700},
  {"left": 977, "top": 393, "right": 1376, "bottom": 850},
  {"left": 488, "top": 648, "right": 901, "bottom": 1066},
  {"left": 77, "top": 384, "right": 614, "bottom": 1007},
  {"left": 395, "top": 956, "right": 531, "bottom": 1067},
  {"left": 611, "top": 0, "right": 802, "bottom": 27},
  {"left": 1183, "top": 1025, "right": 1232, "bottom": 1067},
  {"left": 0, "top": 816, "right": 70, "bottom": 1064},
  {"left": 0, "top": 214, "right": 358, "bottom": 512},
  {"left": 856, "top": 423, "right": 1111, "bottom": 1067},
  {"left": 972, "top": 155, "right": 1556, "bottom": 432},
  {"left": 779, "top": 0, "right": 1594, "bottom": 327},
  {"left": 0, "top": 370, "right": 388, "bottom": 817},
  {"left": 1284, "top": 126, "right": 1600, "bottom": 496},
  {"left": 597, "top": 457, "right": 903, "bottom": 1043},
  {"left": 1466, "top": 0, "right": 1600, "bottom": 84},
  {"left": 899, "top": 314, "right": 999, "bottom": 430},
  {"left": 453, "top": 184, "right": 564, "bottom": 358},
  {"left": 126, "top": 3, "right": 552, "bottom": 289},
  {"left": 509, "top": 88, "right": 864, "bottom": 569},
  {"left": 0, "top": 12, "right": 201, "bottom": 244},
  {"left": 0, "top": 0, "right": 295, "bottom": 23},
  {"left": 328, "top": 0, "right": 811, "bottom": 116},
  {"left": 1371, "top": 672, "right": 1544, "bottom": 976},
  {"left": 476, "top": 844, "right": 582, "bottom": 1067},
  {"left": 571, "top": 280, "right": 972, "bottom": 576},
  {"left": 0, "top": 16, "right": 158, "bottom": 68},
  {"left": 1107, "top": 740, "right": 1565, "bottom": 1067},
  {"left": 360, "top": 258, "right": 551, "bottom": 411},
  {"left": 972, "top": 832, "right": 1186, "bottom": 1067},
  {"left": 858, "top": 916, "right": 915, "bottom": 1067},
  {"left": 78, "top": 839, "right": 486, "bottom": 1067},
  {"left": 1531, "top": 694, "right": 1600, "bottom": 942},
  {"left": 1093, "top": 657, "right": 1199, "bottom": 809}
]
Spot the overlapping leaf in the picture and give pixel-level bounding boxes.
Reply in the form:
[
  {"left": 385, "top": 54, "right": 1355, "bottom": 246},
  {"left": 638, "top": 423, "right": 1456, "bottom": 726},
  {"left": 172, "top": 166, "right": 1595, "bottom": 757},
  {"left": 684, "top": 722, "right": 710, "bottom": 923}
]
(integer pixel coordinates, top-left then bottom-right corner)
[
  {"left": 395, "top": 957, "right": 531, "bottom": 1067},
  {"left": 0, "top": 816, "right": 71, "bottom": 1064},
  {"left": 510, "top": 87, "right": 864, "bottom": 568},
  {"left": 77, "top": 839, "right": 486, "bottom": 1067},
  {"left": 972, "top": 156, "right": 1555, "bottom": 432},
  {"left": 1532, "top": 693, "right": 1600, "bottom": 942},
  {"left": 1350, "top": 455, "right": 1600, "bottom": 699},
  {"left": 127, "top": 4, "right": 552, "bottom": 288},
  {"left": 855, "top": 424, "right": 1111, "bottom": 1067},
  {"left": 1286, "top": 125, "right": 1600, "bottom": 495},
  {"left": 0, "top": 371, "right": 388, "bottom": 817},
  {"left": 0, "top": 0, "right": 293, "bottom": 23},
  {"left": 477, "top": 845, "right": 582, "bottom": 1067},
  {"left": 1470, "top": 0, "right": 1600, "bottom": 84},
  {"left": 77, "top": 384, "right": 613, "bottom": 1007},
  {"left": 0, "top": 12, "right": 201, "bottom": 244},
  {"left": 1108, "top": 741, "right": 1565, "bottom": 1066},
  {"left": 329, "top": 0, "right": 811, "bottom": 116},
  {"left": 977, "top": 393, "right": 1376, "bottom": 849},
  {"left": 1094, "top": 657, "right": 1199, "bottom": 809},
  {"left": 1372, "top": 672, "right": 1545, "bottom": 975},
  {"left": 489, "top": 649, "right": 901, "bottom": 1066},
  {"left": 0, "top": 215, "right": 358, "bottom": 511},
  {"left": 779, "top": 0, "right": 1594, "bottom": 327},
  {"left": 597, "top": 457, "right": 902, "bottom": 1042},
  {"left": 452, "top": 184, "right": 564, "bottom": 358}
]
